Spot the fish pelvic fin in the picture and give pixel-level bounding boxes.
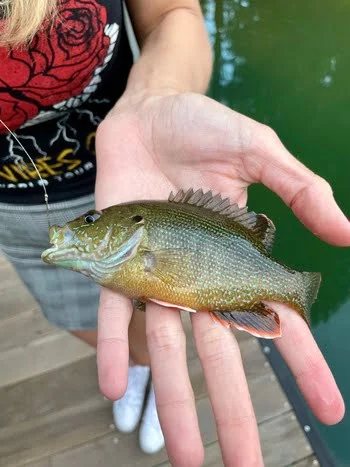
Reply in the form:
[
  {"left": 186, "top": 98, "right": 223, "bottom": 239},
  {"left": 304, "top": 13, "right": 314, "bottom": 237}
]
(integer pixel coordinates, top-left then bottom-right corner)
[
  {"left": 133, "top": 300, "right": 146, "bottom": 312},
  {"left": 168, "top": 188, "right": 275, "bottom": 253},
  {"left": 211, "top": 303, "right": 281, "bottom": 339}
]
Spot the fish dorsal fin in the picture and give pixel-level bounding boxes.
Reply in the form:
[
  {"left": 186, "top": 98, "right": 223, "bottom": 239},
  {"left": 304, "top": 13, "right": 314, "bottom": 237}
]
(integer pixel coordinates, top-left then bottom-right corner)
[{"left": 169, "top": 188, "right": 275, "bottom": 253}]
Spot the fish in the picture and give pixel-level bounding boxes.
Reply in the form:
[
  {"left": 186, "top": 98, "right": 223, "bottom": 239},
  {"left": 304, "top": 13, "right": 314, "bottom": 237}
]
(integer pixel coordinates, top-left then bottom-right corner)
[{"left": 41, "top": 188, "right": 321, "bottom": 338}]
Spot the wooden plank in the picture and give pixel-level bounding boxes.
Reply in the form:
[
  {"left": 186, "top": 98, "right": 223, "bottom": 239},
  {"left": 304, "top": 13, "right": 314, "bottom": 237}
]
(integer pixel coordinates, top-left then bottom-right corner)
[
  {"left": 260, "top": 411, "right": 312, "bottom": 467},
  {"left": 24, "top": 460, "right": 52, "bottom": 467},
  {"left": 50, "top": 433, "right": 155, "bottom": 467},
  {"left": 0, "top": 397, "right": 113, "bottom": 466},
  {"left": 25, "top": 372, "right": 291, "bottom": 467},
  {"left": 0, "top": 355, "right": 214, "bottom": 466},
  {"left": 201, "top": 441, "right": 222, "bottom": 467},
  {"left": 156, "top": 440, "right": 223, "bottom": 467},
  {"left": 233, "top": 327, "right": 254, "bottom": 344},
  {"left": 288, "top": 455, "right": 319, "bottom": 466},
  {"left": 0, "top": 261, "right": 19, "bottom": 288},
  {"left": 39, "top": 397, "right": 217, "bottom": 467},
  {"left": 158, "top": 411, "right": 313, "bottom": 467},
  {"left": 240, "top": 337, "right": 270, "bottom": 381},
  {"left": 0, "top": 356, "right": 203, "bottom": 431},
  {"left": 0, "top": 332, "right": 94, "bottom": 388},
  {"left": 249, "top": 372, "right": 290, "bottom": 423},
  {"left": 188, "top": 355, "right": 207, "bottom": 399},
  {"left": 0, "top": 309, "right": 56, "bottom": 353},
  {"left": 0, "top": 278, "right": 38, "bottom": 321},
  {"left": 0, "top": 255, "right": 8, "bottom": 265},
  {"left": 0, "top": 356, "right": 100, "bottom": 428},
  {"left": 0, "top": 397, "right": 214, "bottom": 467},
  {"left": 182, "top": 313, "right": 198, "bottom": 362},
  {"left": 0, "top": 345, "right": 289, "bottom": 465},
  {"left": 0, "top": 257, "right": 39, "bottom": 321}
]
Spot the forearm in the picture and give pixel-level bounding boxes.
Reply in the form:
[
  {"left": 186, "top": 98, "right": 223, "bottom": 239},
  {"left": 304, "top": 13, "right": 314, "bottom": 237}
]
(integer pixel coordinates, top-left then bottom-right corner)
[{"left": 125, "top": 5, "right": 212, "bottom": 95}]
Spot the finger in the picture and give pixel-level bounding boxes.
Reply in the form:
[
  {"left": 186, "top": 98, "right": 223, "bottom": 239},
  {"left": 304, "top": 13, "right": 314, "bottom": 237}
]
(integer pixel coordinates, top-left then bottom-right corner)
[
  {"left": 252, "top": 125, "right": 350, "bottom": 246},
  {"left": 270, "top": 302, "right": 345, "bottom": 425},
  {"left": 146, "top": 303, "right": 203, "bottom": 467},
  {"left": 97, "top": 287, "right": 132, "bottom": 400},
  {"left": 191, "top": 312, "right": 263, "bottom": 466}
]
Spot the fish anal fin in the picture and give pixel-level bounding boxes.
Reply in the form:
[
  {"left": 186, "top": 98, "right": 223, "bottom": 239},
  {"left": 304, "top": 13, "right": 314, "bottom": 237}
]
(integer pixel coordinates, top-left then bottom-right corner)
[
  {"left": 211, "top": 303, "right": 281, "bottom": 339},
  {"left": 210, "top": 312, "right": 231, "bottom": 329},
  {"left": 168, "top": 189, "right": 275, "bottom": 253}
]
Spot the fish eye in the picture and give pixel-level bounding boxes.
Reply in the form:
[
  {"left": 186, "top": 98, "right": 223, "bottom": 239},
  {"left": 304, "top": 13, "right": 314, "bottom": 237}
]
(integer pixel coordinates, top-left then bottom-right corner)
[
  {"left": 132, "top": 215, "right": 143, "bottom": 223},
  {"left": 84, "top": 210, "right": 101, "bottom": 224}
]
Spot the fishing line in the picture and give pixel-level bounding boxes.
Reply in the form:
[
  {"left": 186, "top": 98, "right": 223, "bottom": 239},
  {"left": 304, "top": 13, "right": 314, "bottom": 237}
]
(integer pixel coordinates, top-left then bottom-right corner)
[{"left": 0, "top": 119, "right": 51, "bottom": 231}]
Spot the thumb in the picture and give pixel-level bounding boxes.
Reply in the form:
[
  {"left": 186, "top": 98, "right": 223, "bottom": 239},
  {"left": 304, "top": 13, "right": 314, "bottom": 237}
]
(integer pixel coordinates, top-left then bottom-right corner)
[{"left": 243, "top": 125, "right": 350, "bottom": 247}]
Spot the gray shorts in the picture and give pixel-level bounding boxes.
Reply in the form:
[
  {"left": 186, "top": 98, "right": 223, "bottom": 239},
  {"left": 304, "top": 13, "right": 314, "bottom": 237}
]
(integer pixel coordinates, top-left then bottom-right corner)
[{"left": 0, "top": 194, "right": 100, "bottom": 330}]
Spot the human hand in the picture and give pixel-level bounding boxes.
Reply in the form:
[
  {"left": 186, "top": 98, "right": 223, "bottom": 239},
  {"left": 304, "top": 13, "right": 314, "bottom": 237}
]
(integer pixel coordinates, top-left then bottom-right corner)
[{"left": 95, "top": 90, "right": 349, "bottom": 466}]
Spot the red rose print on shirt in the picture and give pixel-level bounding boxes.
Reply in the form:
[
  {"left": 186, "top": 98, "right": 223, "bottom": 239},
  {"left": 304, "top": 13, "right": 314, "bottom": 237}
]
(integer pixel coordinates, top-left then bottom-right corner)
[{"left": 0, "top": 0, "right": 111, "bottom": 133}]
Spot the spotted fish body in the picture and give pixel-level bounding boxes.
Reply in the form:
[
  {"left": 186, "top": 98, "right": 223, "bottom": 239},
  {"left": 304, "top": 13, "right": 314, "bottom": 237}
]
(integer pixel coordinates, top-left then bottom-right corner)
[{"left": 42, "top": 189, "right": 321, "bottom": 338}]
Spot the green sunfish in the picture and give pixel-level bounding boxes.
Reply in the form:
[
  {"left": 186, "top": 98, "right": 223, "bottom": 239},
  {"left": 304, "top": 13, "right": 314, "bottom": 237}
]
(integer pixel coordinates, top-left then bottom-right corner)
[{"left": 41, "top": 189, "right": 321, "bottom": 338}]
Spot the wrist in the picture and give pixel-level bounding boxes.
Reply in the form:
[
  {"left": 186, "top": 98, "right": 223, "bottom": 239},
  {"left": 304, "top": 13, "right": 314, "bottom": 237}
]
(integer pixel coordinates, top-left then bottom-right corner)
[
  {"left": 125, "top": 60, "right": 200, "bottom": 95},
  {"left": 123, "top": 85, "right": 182, "bottom": 101},
  {"left": 106, "top": 86, "right": 183, "bottom": 118}
]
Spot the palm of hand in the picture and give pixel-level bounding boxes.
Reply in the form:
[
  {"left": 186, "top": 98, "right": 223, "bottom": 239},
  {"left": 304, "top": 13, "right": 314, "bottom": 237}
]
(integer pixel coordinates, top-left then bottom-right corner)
[
  {"left": 96, "top": 93, "right": 253, "bottom": 207},
  {"left": 95, "top": 91, "right": 348, "bottom": 466}
]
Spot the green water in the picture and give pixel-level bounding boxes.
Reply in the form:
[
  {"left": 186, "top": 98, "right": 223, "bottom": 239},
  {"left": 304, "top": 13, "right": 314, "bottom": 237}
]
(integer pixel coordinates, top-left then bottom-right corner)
[{"left": 201, "top": 0, "right": 350, "bottom": 464}]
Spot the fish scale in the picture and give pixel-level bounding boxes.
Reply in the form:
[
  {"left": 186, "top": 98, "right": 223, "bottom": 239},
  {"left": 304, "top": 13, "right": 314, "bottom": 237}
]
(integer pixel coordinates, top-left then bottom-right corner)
[
  {"left": 41, "top": 189, "right": 321, "bottom": 338},
  {"left": 130, "top": 204, "right": 298, "bottom": 307}
]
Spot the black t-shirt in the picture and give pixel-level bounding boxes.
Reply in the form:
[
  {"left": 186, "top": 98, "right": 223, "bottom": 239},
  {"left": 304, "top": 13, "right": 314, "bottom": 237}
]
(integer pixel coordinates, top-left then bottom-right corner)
[{"left": 0, "top": 0, "right": 133, "bottom": 203}]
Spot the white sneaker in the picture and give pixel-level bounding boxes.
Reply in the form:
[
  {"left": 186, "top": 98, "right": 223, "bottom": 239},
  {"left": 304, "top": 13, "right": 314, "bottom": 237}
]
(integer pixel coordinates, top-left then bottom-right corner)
[
  {"left": 139, "top": 383, "right": 165, "bottom": 454},
  {"left": 113, "top": 365, "right": 150, "bottom": 433}
]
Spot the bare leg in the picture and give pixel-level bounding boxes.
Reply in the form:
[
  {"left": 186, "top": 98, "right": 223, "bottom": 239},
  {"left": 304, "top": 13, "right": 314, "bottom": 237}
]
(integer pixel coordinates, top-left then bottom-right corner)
[
  {"left": 128, "top": 311, "right": 150, "bottom": 366},
  {"left": 70, "top": 311, "right": 150, "bottom": 366},
  {"left": 70, "top": 329, "right": 98, "bottom": 348}
]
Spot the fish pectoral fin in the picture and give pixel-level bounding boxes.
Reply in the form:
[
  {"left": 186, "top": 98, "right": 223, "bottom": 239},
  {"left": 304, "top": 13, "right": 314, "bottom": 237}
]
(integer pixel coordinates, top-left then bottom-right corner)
[
  {"left": 211, "top": 303, "right": 281, "bottom": 338},
  {"left": 142, "top": 249, "right": 195, "bottom": 287},
  {"left": 251, "top": 215, "right": 275, "bottom": 254}
]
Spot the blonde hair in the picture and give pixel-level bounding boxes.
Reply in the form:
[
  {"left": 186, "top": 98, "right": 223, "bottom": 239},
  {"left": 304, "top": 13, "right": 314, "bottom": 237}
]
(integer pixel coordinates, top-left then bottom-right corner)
[{"left": 0, "top": 0, "right": 58, "bottom": 47}]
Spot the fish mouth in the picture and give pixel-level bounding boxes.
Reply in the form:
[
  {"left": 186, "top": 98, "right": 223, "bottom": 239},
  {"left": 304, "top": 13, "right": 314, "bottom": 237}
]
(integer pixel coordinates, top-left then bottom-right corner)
[
  {"left": 41, "top": 244, "right": 105, "bottom": 283},
  {"left": 41, "top": 244, "right": 82, "bottom": 264},
  {"left": 41, "top": 239, "right": 100, "bottom": 265},
  {"left": 41, "top": 225, "right": 114, "bottom": 265},
  {"left": 42, "top": 224, "right": 80, "bottom": 265}
]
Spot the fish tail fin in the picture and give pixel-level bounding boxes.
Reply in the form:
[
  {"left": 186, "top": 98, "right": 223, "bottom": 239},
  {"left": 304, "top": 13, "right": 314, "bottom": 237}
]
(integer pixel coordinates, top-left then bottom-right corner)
[{"left": 301, "top": 271, "right": 322, "bottom": 322}]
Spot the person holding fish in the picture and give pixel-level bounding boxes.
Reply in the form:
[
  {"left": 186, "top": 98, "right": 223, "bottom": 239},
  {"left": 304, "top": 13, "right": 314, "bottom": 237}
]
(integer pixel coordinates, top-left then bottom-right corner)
[{"left": 1, "top": 0, "right": 349, "bottom": 464}]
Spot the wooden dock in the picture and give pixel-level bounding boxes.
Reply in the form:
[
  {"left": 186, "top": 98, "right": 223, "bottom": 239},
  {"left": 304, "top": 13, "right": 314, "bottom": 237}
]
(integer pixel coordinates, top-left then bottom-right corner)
[{"left": 0, "top": 257, "right": 317, "bottom": 466}]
